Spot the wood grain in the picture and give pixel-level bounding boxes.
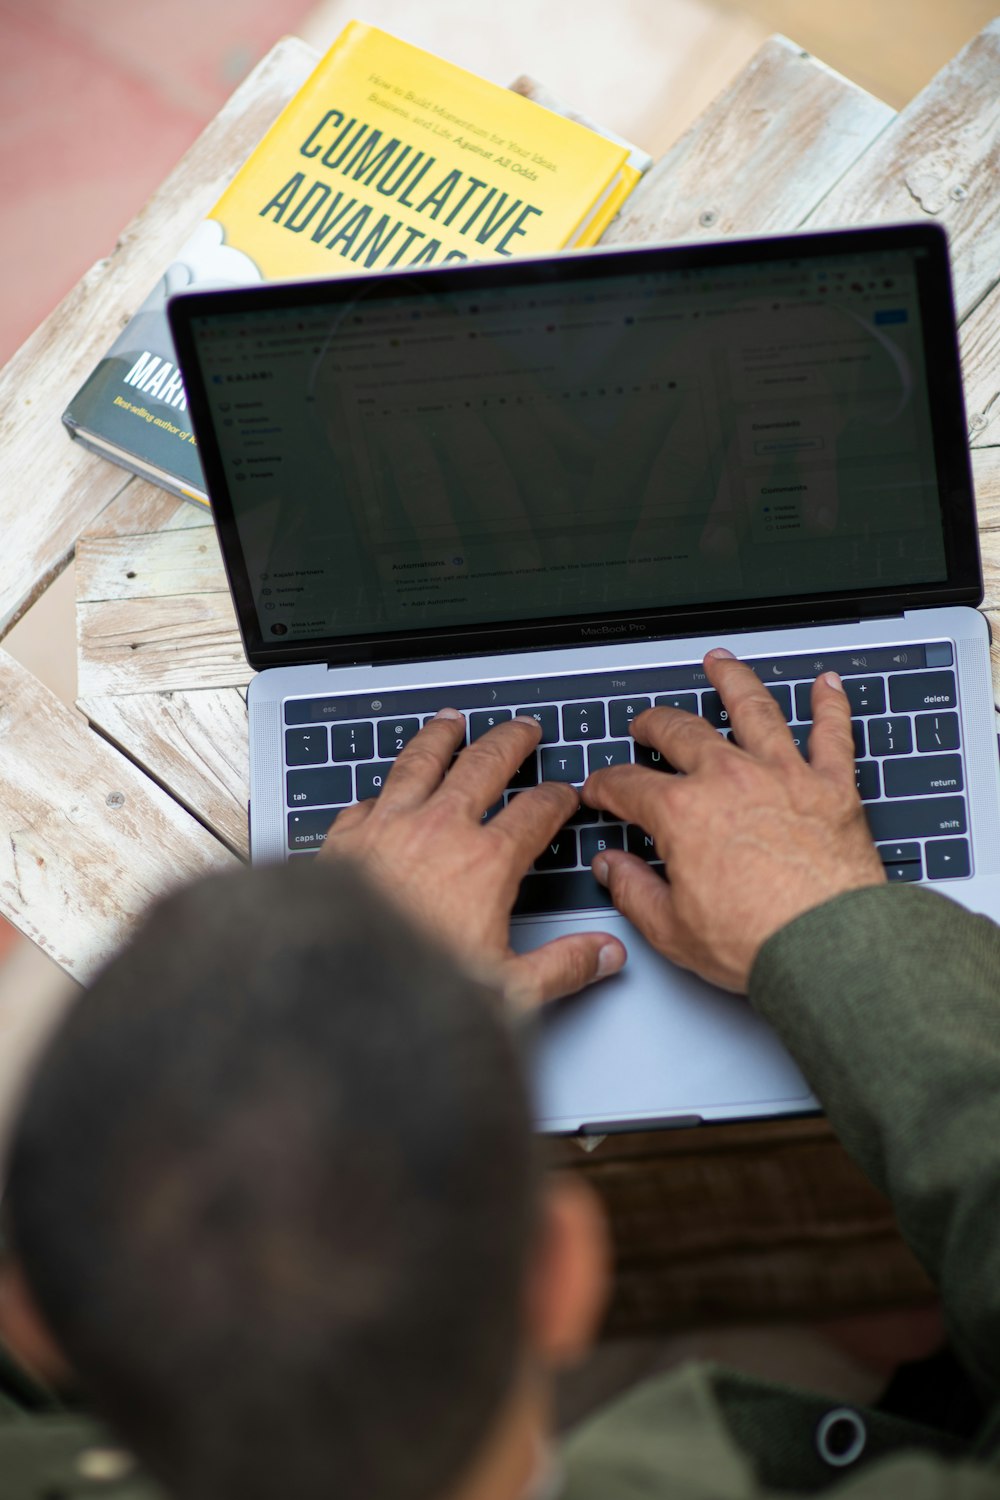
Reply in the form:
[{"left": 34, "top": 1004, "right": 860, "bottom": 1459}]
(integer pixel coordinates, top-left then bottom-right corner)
[
  {"left": 0, "top": 37, "right": 316, "bottom": 642},
  {"left": 76, "top": 528, "right": 229, "bottom": 604},
  {"left": 0, "top": 651, "right": 234, "bottom": 980},
  {"left": 548, "top": 1118, "right": 933, "bottom": 1330},
  {"left": 81, "top": 689, "right": 250, "bottom": 860},
  {"left": 972, "top": 444, "right": 1000, "bottom": 530},
  {"left": 961, "top": 283, "right": 1000, "bottom": 449},
  {"left": 77, "top": 594, "right": 247, "bottom": 699},
  {"left": 604, "top": 35, "right": 894, "bottom": 245},
  {"left": 805, "top": 19, "right": 1000, "bottom": 321}
]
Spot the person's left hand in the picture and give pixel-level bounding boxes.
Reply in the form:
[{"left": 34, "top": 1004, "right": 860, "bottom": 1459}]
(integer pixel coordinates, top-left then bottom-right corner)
[{"left": 319, "top": 709, "right": 626, "bottom": 1009}]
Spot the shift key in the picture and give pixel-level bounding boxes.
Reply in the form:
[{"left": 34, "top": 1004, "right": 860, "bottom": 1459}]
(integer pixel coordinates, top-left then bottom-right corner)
[{"left": 865, "top": 796, "right": 966, "bottom": 841}]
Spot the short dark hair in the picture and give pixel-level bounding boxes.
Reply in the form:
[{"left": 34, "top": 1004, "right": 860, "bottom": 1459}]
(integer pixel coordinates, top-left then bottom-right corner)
[{"left": 4, "top": 862, "right": 538, "bottom": 1500}]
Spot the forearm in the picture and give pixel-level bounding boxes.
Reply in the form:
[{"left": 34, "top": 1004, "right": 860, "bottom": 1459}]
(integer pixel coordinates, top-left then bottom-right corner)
[{"left": 750, "top": 883, "right": 1000, "bottom": 1398}]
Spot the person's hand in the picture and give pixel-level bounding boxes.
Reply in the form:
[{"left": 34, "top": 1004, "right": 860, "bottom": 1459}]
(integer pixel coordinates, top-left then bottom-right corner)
[
  {"left": 319, "top": 710, "right": 626, "bottom": 1009},
  {"left": 581, "top": 649, "right": 886, "bottom": 992}
]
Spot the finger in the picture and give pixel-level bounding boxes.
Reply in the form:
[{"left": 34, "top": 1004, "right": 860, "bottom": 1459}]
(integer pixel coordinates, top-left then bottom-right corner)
[
  {"left": 320, "top": 799, "right": 375, "bottom": 845},
  {"left": 500, "top": 931, "right": 626, "bottom": 1011},
  {"left": 582, "top": 762, "right": 679, "bottom": 842},
  {"left": 376, "top": 709, "right": 467, "bottom": 811},
  {"left": 628, "top": 703, "right": 726, "bottom": 775},
  {"left": 807, "top": 671, "right": 858, "bottom": 790},
  {"left": 441, "top": 716, "right": 542, "bottom": 816},
  {"left": 490, "top": 780, "right": 580, "bottom": 866},
  {"left": 702, "top": 648, "right": 799, "bottom": 761},
  {"left": 592, "top": 850, "right": 680, "bottom": 957}
]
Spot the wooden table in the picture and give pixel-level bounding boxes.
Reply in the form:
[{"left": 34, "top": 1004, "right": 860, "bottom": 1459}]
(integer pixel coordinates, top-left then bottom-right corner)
[{"left": 2, "top": 24, "right": 999, "bottom": 1331}]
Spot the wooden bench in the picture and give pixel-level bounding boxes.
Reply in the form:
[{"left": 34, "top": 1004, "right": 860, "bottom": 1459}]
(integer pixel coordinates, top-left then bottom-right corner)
[{"left": 2, "top": 22, "right": 999, "bottom": 1330}]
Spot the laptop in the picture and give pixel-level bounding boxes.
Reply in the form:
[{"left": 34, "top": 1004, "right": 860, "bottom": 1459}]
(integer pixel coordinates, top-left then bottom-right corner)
[{"left": 169, "top": 222, "right": 1000, "bottom": 1134}]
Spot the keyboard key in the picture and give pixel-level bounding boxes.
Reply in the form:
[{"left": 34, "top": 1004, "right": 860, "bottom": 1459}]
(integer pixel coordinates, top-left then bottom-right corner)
[
  {"left": 915, "top": 712, "right": 961, "bottom": 752},
  {"left": 513, "top": 870, "right": 614, "bottom": 915},
  {"left": 796, "top": 680, "right": 885, "bottom": 719},
  {"left": 540, "top": 745, "right": 586, "bottom": 783},
  {"left": 377, "top": 718, "right": 420, "bottom": 757},
  {"left": 792, "top": 723, "right": 866, "bottom": 759},
  {"left": 794, "top": 683, "right": 814, "bottom": 722},
  {"left": 877, "top": 841, "right": 921, "bottom": 864},
  {"left": 286, "top": 766, "right": 352, "bottom": 808},
  {"left": 357, "top": 762, "right": 395, "bottom": 801},
  {"left": 565, "top": 803, "right": 595, "bottom": 827},
  {"left": 766, "top": 684, "right": 792, "bottom": 720},
  {"left": 287, "top": 808, "right": 339, "bottom": 850},
  {"left": 580, "top": 825, "right": 625, "bottom": 863},
  {"left": 507, "top": 751, "right": 539, "bottom": 790},
  {"left": 515, "top": 705, "right": 560, "bottom": 742},
  {"left": 562, "top": 702, "right": 606, "bottom": 740},
  {"left": 535, "top": 829, "right": 579, "bottom": 871},
  {"left": 627, "top": 825, "right": 661, "bottom": 861},
  {"left": 889, "top": 671, "right": 957, "bottom": 713},
  {"left": 867, "top": 717, "right": 913, "bottom": 757},
  {"left": 885, "top": 861, "right": 922, "bottom": 882},
  {"left": 925, "top": 837, "right": 971, "bottom": 880},
  {"left": 635, "top": 744, "right": 674, "bottom": 771},
  {"left": 844, "top": 678, "right": 886, "bottom": 716},
  {"left": 609, "top": 697, "right": 651, "bottom": 736},
  {"left": 701, "top": 691, "right": 732, "bottom": 728},
  {"left": 331, "top": 722, "right": 375, "bottom": 761},
  {"left": 855, "top": 761, "right": 880, "bottom": 801},
  {"left": 480, "top": 799, "right": 503, "bottom": 824},
  {"left": 469, "top": 709, "right": 513, "bottom": 741},
  {"left": 586, "top": 741, "right": 633, "bottom": 774},
  {"left": 883, "top": 754, "right": 963, "bottom": 798},
  {"left": 654, "top": 692, "right": 698, "bottom": 712},
  {"left": 865, "top": 796, "right": 966, "bottom": 842},
  {"left": 285, "top": 726, "right": 328, "bottom": 766}
]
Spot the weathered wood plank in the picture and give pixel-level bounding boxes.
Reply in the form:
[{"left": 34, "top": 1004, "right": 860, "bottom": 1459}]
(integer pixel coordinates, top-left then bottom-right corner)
[
  {"left": 972, "top": 445, "right": 1000, "bottom": 530},
  {"left": 88, "top": 483, "right": 189, "bottom": 539},
  {"left": 603, "top": 36, "right": 894, "bottom": 246},
  {"left": 961, "top": 283, "right": 1000, "bottom": 449},
  {"left": 0, "top": 37, "right": 316, "bottom": 640},
  {"left": 81, "top": 689, "right": 250, "bottom": 860},
  {"left": 0, "top": 651, "right": 235, "bottom": 979},
  {"left": 77, "top": 529, "right": 228, "bottom": 604},
  {"left": 77, "top": 595, "right": 248, "bottom": 698},
  {"left": 805, "top": 20, "right": 1000, "bottom": 321}
]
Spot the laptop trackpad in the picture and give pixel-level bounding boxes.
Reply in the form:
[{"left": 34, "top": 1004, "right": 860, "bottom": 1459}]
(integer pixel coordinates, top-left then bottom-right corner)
[{"left": 512, "top": 912, "right": 814, "bottom": 1133}]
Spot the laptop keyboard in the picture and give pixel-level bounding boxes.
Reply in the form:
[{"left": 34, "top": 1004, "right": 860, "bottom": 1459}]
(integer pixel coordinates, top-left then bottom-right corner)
[{"left": 281, "top": 639, "right": 971, "bottom": 913}]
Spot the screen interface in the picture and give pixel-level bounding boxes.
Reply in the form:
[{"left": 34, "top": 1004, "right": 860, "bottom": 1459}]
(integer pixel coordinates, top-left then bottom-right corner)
[{"left": 189, "top": 245, "right": 948, "bottom": 647}]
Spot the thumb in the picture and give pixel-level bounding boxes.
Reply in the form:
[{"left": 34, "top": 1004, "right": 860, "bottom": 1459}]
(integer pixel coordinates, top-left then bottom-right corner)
[
  {"left": 592, "top": 850, "right": 678, "bottom": 956},
  {"left": 500, "top": 931, "right": 626, "bottom": 1012}
]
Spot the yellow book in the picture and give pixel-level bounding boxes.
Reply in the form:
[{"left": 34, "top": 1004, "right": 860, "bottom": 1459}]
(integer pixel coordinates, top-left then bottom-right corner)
[
  {"left": 63, "top": 23, "right": 651, "bottom": 506},
  {"left": 213, "top": 22, "right": 646, "bottom": 275}
]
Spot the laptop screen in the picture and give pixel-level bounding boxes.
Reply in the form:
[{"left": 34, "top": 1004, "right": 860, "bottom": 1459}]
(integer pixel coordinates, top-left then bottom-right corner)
[{"left": 173, "top": 226, "right": 977, "bottom": 666}]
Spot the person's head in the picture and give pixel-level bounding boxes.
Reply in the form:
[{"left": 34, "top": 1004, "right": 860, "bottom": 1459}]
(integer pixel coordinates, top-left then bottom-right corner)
[{"left": 0, "top": 862, "right": 608, "bottom": 1500}]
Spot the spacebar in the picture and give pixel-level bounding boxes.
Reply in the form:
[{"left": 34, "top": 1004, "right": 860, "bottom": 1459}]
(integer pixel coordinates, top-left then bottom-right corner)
[{"left": 513, "top": 870, "right": 616, "bottom": 916}]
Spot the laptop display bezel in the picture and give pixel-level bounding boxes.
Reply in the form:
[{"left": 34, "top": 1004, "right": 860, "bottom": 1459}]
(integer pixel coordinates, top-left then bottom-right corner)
[{"left": 169, "top": 223, "right": 981, "bottom": 672}]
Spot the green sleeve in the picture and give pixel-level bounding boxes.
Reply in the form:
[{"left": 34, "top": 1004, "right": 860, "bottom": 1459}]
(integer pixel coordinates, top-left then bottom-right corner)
[{"left": 749, "top": 884, "right": 1000, "bottom": 1401}]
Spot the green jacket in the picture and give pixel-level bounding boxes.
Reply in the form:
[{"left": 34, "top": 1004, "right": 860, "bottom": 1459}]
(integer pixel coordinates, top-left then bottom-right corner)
[
  {"left": 4, "top": 884, "right": 1000, "bottom": 1498},
  {"left": 564, "top": 884, "right": 1000, "bottom": 1497}
]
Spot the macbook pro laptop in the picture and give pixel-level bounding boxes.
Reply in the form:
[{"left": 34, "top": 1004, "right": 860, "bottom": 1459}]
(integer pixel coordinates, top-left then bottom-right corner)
[{"left": 169, "top": 222, "right": 1000, "bottom": 1134}]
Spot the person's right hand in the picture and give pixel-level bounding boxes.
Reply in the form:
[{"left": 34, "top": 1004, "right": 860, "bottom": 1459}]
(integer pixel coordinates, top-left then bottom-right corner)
[{"left": 580, "top": 649, "right": 887, "bottom": 993}]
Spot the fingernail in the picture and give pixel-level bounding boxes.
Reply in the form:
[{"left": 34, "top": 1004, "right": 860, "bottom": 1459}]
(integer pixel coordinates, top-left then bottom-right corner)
[
  {"left": 435, "top": 707, "right": 464, "bottom": 721},
  {"left": 597, "top": 942, "right": 624, "bottom": 978},
  {"left": 592, "top": 855, "right": 609, "bottom": 887},
  {"left": 822, "top": 671, "right": 844, "bottom": 692},
  {"left": 706, "top": 646, "right": 736, "bottom": 660},
  {"left": 514, "top": 714, "right": 541, "bottom": 728}
]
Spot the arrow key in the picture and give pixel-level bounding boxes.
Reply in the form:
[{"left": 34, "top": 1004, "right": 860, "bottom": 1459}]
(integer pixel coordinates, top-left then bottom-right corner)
[{"left": 925, "top": 837, "right": 971, "bottom": 880}]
